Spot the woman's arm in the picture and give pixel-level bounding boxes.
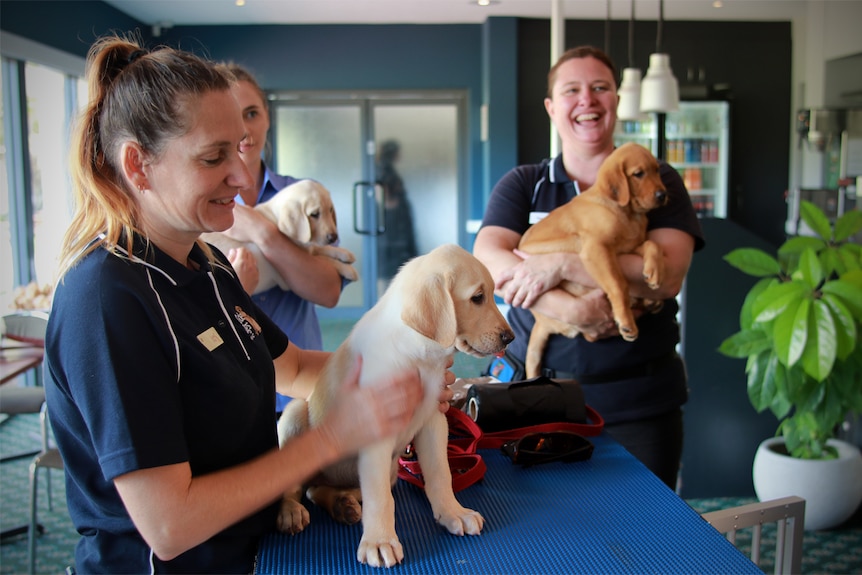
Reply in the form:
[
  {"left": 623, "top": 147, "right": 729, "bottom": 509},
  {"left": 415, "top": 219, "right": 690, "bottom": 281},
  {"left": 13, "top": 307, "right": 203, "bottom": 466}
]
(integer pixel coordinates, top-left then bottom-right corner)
[
  {"left": 271, "top": 341, "right": 329, "bottom": 400},
  {"left": 114, "top": 357, "right": 423, "bottom": 562},
  {"left": 224, "top": 204, "right": 343, "bottom": 307},
  {"left": 473, "top": 225, "right": 616, "bottom": 339}
]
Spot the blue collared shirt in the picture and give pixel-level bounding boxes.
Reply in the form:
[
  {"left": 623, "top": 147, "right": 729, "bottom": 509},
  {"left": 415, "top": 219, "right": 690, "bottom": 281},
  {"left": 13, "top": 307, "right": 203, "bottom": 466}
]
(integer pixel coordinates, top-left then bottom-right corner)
[{"left": 239, "top": 167, "right": 324, "bottom": 411}]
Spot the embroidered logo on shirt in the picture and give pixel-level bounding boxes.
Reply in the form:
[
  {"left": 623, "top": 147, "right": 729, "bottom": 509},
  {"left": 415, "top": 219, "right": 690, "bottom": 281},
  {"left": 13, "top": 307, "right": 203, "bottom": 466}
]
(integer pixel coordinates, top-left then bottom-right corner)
[{"left": 234, "top": 306, "right": 262, "bottom": 340}]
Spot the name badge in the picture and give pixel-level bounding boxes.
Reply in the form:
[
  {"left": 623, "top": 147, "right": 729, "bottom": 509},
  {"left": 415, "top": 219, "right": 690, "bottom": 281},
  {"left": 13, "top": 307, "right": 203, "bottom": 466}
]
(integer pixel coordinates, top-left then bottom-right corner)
[
  {"left": 529, "top": 211, "right": 549, "bottom": 224},
  {"left": 197, "top": 327, "right": 224, "bottom": 351}
]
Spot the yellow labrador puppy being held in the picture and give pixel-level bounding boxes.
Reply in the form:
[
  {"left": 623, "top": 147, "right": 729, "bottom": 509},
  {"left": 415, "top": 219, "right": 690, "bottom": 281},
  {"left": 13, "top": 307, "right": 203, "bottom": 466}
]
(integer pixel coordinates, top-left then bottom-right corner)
[
  {"left": 277, "top": 244, "right": 514, "bottom": 568},
  {"left": 518, "top": 142, "right": 668, "bottom": 378},
  {"left": 202, "top": 178, "right": 358, "bottom": 294}
]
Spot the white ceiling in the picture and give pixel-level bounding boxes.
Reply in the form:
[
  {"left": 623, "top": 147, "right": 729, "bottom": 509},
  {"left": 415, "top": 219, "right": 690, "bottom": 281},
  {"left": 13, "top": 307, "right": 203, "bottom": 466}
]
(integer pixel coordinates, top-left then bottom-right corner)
[{"left": 101, "top": 0, "right": 807, "bottom": 27}]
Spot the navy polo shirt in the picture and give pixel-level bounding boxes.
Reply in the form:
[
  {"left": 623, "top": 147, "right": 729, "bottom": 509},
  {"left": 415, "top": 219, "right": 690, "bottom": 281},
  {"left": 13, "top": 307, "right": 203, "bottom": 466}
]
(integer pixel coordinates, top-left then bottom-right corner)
[
  {"left": 481, "top": 154, "right": 705, "bottom": 423},
  {"left": 45, "top": 235, "right": 289, "bottom": 573}
]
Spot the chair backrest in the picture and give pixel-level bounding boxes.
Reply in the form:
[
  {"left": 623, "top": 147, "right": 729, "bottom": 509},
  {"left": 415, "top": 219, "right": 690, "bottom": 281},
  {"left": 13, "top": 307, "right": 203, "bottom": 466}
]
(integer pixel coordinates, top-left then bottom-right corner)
[
  {"left": 701, "top": 496, "right": 805, "bottom": 575},
  {"left": 1, "top": 311, "right": 49, "bottom": 346}
]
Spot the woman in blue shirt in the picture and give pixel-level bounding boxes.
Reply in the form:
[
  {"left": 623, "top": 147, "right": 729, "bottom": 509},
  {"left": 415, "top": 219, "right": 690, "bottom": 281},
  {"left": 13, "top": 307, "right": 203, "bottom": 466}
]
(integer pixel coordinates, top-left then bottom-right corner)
[
  {"left": 218, "top": 64, "right": 350, "bottom": 414},
  {"left": 46, "top": 34, "right": 436, "bottom": 573}
]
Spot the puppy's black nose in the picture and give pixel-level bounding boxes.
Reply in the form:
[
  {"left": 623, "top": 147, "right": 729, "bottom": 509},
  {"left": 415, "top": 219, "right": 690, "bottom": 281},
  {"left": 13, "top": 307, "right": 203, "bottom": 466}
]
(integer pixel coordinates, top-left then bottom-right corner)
[
  {"left": 500, "top": 330, "right": 515, "bottom": 347},
  {"left": 655, "top": 190, "right": 668, "bottom": 205},
  {"left": 326, "top": 233, "right": 339, "bottom": 245}
]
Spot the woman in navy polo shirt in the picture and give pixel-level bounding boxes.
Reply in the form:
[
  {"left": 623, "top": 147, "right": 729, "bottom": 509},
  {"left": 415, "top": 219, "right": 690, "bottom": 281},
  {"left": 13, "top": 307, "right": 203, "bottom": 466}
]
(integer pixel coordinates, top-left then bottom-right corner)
[
  {"left": 45, "top": 34, "right": 432, "bottom": 574},
  {"left": 474, "top": 46, "right": 705, "bottom": 490}
]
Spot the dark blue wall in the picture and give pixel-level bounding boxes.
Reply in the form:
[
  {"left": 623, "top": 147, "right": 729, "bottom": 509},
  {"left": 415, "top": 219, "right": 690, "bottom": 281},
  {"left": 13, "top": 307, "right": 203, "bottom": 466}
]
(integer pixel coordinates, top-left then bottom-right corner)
[
  {"left": 159, "top": 23, "right": 490, "bottom": 223},
  {"left": 0, "top": 0, "right": 144, "bottom": 56},
  {"left": 0, "top": 1, "right": 519, "bottom": 227}
]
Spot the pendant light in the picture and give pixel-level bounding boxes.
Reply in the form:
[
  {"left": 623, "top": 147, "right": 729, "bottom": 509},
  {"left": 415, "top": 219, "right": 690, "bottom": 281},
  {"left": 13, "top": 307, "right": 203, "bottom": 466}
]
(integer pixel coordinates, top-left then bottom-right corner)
[
  {"left": 617, "top": 0, "right": 646, "bottom": 121},
  {"left": 639, "top": 0, "right": 679, "bottom": 113}
]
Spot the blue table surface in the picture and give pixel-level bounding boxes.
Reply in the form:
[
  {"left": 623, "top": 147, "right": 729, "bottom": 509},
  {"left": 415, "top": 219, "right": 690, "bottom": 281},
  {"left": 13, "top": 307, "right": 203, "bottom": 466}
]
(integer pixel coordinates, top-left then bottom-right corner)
[{"left": 256, "top": 434, "right": 761, "bottom": 574}]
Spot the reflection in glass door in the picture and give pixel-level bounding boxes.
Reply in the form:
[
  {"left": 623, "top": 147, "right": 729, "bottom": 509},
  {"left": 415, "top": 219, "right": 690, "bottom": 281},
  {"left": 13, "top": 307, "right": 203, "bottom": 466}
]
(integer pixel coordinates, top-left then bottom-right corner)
[{"left": 271, "top": 92, "right": 463, "bottom": 316}]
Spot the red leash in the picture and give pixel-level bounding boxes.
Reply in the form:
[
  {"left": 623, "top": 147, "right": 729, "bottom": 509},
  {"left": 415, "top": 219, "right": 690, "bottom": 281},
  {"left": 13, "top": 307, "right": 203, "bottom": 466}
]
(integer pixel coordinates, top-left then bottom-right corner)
[{"left": 398, "top": 406, "right": 604, "bottom": 491}]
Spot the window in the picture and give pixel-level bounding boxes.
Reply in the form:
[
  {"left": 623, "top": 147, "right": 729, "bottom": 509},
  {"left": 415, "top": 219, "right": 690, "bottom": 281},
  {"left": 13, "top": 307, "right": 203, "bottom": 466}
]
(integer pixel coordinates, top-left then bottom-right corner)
[{"left": 1, "top": 36, "right": 85, "bottom": 312}]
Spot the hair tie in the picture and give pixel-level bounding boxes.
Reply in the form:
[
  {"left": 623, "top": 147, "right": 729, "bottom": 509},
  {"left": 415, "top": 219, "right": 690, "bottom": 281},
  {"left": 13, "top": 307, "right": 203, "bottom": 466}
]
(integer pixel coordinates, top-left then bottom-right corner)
[{"left": 127, "top": 49, "right": 147, "bottom": 65}]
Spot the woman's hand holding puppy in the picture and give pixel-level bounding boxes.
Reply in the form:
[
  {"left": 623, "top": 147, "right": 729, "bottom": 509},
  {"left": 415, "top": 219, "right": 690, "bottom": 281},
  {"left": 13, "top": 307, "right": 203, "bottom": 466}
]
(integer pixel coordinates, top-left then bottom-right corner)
[{"left": 314, "top": 357, "right": 424, "bottom": 461}]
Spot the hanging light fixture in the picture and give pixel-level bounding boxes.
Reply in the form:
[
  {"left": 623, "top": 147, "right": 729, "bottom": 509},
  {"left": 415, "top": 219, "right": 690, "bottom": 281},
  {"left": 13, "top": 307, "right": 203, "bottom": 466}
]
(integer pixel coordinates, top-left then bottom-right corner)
[
  {"left": 617, "top": 0, "right": 646, "bottom": 121},
  {"left": 639, "top": 0, "right": 679, "bottom": 113}
]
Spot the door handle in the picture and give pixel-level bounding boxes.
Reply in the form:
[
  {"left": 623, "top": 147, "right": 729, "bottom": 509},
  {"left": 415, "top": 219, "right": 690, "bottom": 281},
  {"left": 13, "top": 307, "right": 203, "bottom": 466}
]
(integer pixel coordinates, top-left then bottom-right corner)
[{"left": 353, "top": 181, "right": 386, "bottom": 236}]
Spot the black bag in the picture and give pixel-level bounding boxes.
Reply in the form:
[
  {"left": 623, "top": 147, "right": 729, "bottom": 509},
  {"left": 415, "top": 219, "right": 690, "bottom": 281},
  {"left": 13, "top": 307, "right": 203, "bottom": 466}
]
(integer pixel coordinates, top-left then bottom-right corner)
[{"left": 464, "top": 376, "right": 587, "bottom": 433}]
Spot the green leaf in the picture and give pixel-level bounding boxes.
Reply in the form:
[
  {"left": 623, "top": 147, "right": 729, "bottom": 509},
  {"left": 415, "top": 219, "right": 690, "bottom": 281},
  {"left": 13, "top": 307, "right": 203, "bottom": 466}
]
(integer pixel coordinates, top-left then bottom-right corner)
[
  {"left": 800, "top": 300, "right": 836, "bottom": 381},
  {"left": 839, "top": 246, "right": 862, "bottom": 272},
  {"left": 832, "top": 345, "right": 862, "bottom": 411},
  {"left": 746, "top": 350, "right": 774, "bottom": 412},
  {"left": 834, "top": 209, "right": 862, "bottom": 242},
  {"left": 783, "top": 363, "right": 811, "bottom": 405},
  {"left": 820, "top": 247, "right": 844, "bottom": 277},
  {"left": 724, "top": 248, "right": 782, "bottom": 277},
  {"left": 842, "top": 269, "right": 862, "bottom": 288},
  {"left": 768, "top": 360, "right": 792, "bottom": 419},
  {"left": 752, "top": 280, "right": 808, "bottom": 323},
  {"left": 822, "top": 293, "right": 858, "bottom": 360},
  {"left": 772, "top": 298, "right": 804, "bottom": 366},
  {"left": 796, "top": 247, "right": 824, "bottom": 288},
  {"left": 740, "top": 278, "right": 774, "bottom": 330},
  {"left": 800, "top": 200, "right": 833, "bottom": 240},
  {"left": 719, "top": 329, "right": 771, "bottom": 358},
  {"left": 778, "top": 235, "right": 826, "bottom": 256},
  {"left": 821, "top": 275, "right": 862, "bottom": 320}
]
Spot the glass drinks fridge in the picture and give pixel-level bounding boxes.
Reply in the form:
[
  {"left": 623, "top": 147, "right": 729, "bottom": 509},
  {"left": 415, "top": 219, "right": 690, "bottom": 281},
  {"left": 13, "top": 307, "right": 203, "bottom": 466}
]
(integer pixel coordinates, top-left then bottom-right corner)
[{"left": 614, "top": 101, "right": 730, "bottom": 219}]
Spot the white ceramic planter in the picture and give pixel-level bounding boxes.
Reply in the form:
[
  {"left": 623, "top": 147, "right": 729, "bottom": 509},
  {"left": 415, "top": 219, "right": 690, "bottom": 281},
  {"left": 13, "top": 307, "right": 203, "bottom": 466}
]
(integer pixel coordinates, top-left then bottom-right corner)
[{"left": 753, "top": 436, "right": 862, "bottom": 531}]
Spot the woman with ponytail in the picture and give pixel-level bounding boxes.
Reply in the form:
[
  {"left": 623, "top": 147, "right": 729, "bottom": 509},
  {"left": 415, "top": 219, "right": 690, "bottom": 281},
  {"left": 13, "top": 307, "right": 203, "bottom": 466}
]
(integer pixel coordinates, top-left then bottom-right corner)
[{"left": 45, "top": 34, "right": 436, "bottom": 573}]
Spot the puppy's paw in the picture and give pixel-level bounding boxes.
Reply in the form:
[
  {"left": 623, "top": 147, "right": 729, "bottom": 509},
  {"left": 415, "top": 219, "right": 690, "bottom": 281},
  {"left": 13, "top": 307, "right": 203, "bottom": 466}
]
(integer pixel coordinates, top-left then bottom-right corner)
[
  {"left": 619, "top": 324, "right": 638, "bottom": 342},
  {"left": 313, "top": 244, "right": 356, "bottom": 264},
  {"left": 641, "top": 299, "right": 664, "bottom": 314},
  {"left": 614, "top": 310, "right": 638, "bottom": 342},
  {"left": 277, "top": 498, "right": 310, "bottom": 535},
  {"left": 436, "top": 506, "right": 485, "bottom": 536},
  {"left": 642, "top": 259, "right": 663, "bottom": 290},
  {"left": 643, "top": 271, "right": 662, "bottom": 291},
  {"left": 333, "top": 247, "right": 357, "bottom": 264},
  {"left": 357, "top": 535, "right": 404, "bottom": 568},
  {"left": 337, "top": 262, "right": 360, "bottom": 281},
  {"left": 331, "top": 493, "right": 362, "bottom": 525}
]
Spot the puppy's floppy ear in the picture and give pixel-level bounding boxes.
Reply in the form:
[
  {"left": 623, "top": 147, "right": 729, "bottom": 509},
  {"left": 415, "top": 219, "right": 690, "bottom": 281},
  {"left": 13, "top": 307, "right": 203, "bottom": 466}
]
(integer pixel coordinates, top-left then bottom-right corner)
[
  {"left": 401, "top": 272, "right": 457, "bottom": 347},
  {"left": 280, "top": 195, "right": 312, "bottom": 243},
  {"left": 610, "top": 158, "right": 632, "bottom": 207}
]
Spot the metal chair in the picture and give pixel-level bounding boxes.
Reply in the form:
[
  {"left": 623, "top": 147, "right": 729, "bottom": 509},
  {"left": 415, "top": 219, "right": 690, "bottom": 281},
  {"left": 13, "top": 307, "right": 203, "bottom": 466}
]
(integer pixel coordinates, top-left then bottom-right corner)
[
  {"left": 0, "top": 310, "right": 50, "bottom": 465},
  {"left": 0, "top": 311, "right": 63, "bottom": 574},
  {"left": 702, "top": 496, "right": 805, "bottom": 575},
  {"left": 28, "top": 401, "right": 64, "bottom": 575}
]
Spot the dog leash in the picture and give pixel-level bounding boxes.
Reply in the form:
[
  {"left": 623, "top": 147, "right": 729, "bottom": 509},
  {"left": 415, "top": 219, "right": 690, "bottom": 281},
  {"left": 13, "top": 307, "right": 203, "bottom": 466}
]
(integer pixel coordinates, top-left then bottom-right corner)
[{"left": 398, "top": 405, "right": 605, "bottom": 492}]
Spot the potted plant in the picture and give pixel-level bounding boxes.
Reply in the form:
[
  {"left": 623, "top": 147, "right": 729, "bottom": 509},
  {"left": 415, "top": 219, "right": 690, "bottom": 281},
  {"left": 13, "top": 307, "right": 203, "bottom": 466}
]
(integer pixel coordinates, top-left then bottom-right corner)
[{"left": 719, "top": 200, "right": 862, "bottom": 530}]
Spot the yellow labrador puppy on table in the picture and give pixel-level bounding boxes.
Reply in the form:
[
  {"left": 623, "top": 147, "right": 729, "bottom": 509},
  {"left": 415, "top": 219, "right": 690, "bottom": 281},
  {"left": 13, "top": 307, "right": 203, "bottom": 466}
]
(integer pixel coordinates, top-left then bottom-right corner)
[{"left": 277, "top": 243, "right": 514, "bottom": 568}]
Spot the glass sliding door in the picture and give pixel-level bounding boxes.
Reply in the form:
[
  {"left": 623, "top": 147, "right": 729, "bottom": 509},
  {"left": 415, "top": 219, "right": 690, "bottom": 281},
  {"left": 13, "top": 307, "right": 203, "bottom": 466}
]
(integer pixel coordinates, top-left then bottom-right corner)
[
  {"left": 271, "top": 91, "right": 464, "bottom": 316},
  {"left": 271, "top": 101, "right": 365, "bottom": 313}
]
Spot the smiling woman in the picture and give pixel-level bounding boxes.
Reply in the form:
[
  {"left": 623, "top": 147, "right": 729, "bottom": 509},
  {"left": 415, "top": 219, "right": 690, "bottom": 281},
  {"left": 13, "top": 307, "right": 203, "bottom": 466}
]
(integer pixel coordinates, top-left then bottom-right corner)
[
  {"left": 41, "top": 32, "right": 443, "bottom": 574},
  {"left": 473, "top": 45, "right": 704, "bottom": 491}
]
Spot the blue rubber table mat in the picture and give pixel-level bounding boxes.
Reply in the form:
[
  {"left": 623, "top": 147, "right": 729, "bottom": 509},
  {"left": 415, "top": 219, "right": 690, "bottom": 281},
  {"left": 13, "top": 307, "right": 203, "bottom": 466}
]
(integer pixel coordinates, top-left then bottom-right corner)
[{"left": 256, "top": 434, "right": 761, "bottom": 574}]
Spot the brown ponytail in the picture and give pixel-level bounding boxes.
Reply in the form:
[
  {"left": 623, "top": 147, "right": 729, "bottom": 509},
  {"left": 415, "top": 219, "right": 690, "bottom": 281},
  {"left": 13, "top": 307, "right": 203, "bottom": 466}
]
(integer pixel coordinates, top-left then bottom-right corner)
[{"left": 59, "top": 33, "right": 233, "bottom": 278}]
